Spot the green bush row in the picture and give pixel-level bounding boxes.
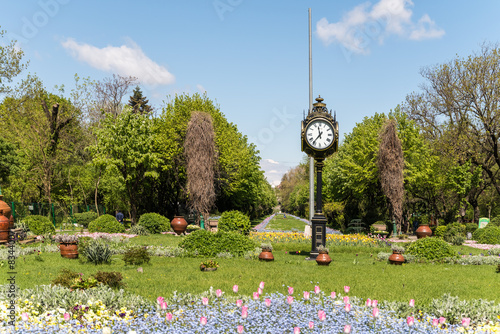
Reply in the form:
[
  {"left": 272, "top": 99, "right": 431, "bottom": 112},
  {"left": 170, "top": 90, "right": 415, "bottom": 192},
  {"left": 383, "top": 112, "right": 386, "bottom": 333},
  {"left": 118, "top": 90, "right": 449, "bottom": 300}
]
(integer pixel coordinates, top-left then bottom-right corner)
[{"left": 178, "top": 230, "right": 258, "bottom": 257}]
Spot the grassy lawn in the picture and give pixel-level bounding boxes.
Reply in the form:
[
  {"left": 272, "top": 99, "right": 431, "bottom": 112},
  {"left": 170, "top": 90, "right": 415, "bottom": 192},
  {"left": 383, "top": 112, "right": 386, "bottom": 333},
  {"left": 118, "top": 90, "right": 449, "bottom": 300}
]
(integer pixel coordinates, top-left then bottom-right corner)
[
  {"left": 3, "top": 234, "right": 499, "bottom": 307},
  {"left": 265, "top": 214, "right": 307, "bottom": 231}
]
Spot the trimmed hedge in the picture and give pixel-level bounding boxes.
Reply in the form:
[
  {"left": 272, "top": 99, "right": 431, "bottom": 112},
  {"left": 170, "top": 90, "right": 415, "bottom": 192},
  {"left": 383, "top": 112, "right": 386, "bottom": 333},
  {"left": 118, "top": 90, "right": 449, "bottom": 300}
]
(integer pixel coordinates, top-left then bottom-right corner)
[
  {"left": 406, "top": 237, "right": 457, "bottom": 260},
  {"left": 73, "top": 211, "right": 98, "bottom": 228},
  {"left": 24, "top": 215, "right": 55, "bottom": 235},
  {"left": 88, "top": 214, "right": 125, "bottom": 234},
  {"left": 473, "top": 226, "right": 500, "bottom": 245},
  {"left": 178, "top": 230, "right": 258, "bottom": 257},
  {"left": 217, "top": 210, "right": 251, "bottom": 234},
  {"left": 137, "top": 213, "right": 170, "bottom": 234}
]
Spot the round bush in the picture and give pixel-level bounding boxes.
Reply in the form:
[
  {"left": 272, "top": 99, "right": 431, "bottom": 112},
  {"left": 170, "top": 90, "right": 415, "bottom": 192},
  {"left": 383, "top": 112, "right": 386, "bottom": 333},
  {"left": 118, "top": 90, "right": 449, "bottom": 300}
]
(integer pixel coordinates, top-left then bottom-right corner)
[
  {"left": 443, "top": 223, "right": 466, "bottom": 242},
  {"left": 473, "top": 226, "right": 500, "bottom": 245},
  {"left": 406, "top": 237, "right": 457, "bottom": 261},
  {"left": 489, "top": 216, "right": 500, "bottom": 227},
  {"left": 465, "top": 223, "right": 478, "bottom": 234},
  {"left": 129, "top": 225, "right": 150, "bottom": 236},
  {"left": 218, "top": 210, "right": 251, "bottom": 234},
  {"left": 137, "top": 213, "right": 170, "bottom": 234},
  {"left": 179, "top": 230, "right": 257, "bottom": 257},
  {"left": 434, "top": 226, "right": 447, "bottom": 238},
  {"left": 88, "top": 214, "right": 125, "bottom": 234},
  {"left": 73, "top": 211, "right": 98, "bottom": 228},
  {"left": 24, "top": 215, "right": 55, "bottom": 235}
]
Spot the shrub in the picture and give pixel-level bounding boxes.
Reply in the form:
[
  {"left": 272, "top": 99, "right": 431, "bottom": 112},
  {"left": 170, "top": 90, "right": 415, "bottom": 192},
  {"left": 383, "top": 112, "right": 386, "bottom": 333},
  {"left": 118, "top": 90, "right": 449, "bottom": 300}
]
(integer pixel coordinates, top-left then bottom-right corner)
[
  {"left": 52, "top": 269, "right": 124, "bottom": 289},
  {"left": 137, "top": 213, "right": 170, "bottom": 234},
  {"left": 443, "top": 223, "right": 466, "bottom": 242},
  {"left": 24, "top": 215, "right": 55, "bottom": 235},
  {"left": 218, "top": 210, "right": 251, "bottom": 234},
  {"left": 473, "top": 226, "right": 500, "bottom": 245},
  {"left": 123, "top": 247, "right": 150, "bottom": 266},
  {"left": 51, "top": 268, "right": 81, "bottom": 288},
  {"left": 465, "top": 223, "right": 478, "bottom": 234},
  {"left": 489, "top": 216, "right": 500, "bottom": 227},
  {"left": 179, "top": 230, "right": 258, "bottom": 257},
  {"left": 73, "top": 211, "right": 98, "bottom": 228},
  {"left": 434, "top": 226, "right": 447, "bottom": 238},
  {"left": 94, "top": 271, "right": 124, "bottom": 289},
  {"left": 88, "top": 214, "right": 125, "bottom": 234},
  {"left": 450, "top": 235, "right": 464, "bottom": 246},
  {"left": 81, "top": 238, "right": 113, "bottom": 265},
  {"left": 129, "top": 225, "right": 150, "bottom": 236},
  {"left": 406, "top": 237, "right": 457, "bottom": 260}
]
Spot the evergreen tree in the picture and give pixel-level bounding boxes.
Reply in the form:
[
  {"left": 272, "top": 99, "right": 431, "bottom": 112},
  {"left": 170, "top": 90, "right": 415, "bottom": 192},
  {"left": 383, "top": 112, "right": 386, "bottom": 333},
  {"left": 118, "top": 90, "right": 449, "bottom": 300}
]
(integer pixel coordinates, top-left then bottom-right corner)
[{"left": 128, "top": 86, "right": 152, "bottom": 114}]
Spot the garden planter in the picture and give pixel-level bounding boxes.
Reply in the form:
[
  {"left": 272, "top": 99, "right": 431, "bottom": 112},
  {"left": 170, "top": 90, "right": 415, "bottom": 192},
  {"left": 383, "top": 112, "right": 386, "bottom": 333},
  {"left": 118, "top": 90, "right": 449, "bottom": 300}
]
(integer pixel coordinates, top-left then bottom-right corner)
[
  {"left": 259, "top": 251, "right": 274, "bottom": 261},
  {"left": 0, "top": 195, "right": 12, "bottom": 220},
  {"left": 0, "top": 214, "right": 9, "bottom": 243},
  {"left": 415, "top": 224, "right": 432, "bottom": 239},
  {"left": 316, "top": 252, "right": 332, "bottom": 266},
  {"left": 200, "top": 267, "right": 217, "bottom": 272},
  {"left": 59, "top": 242, "right": 79, "bottom": 259},
  {"left": 171, "top": 216, "right": 188, "bottom": 235},
  {"left": 9, "top": 215, "right": 14, "bottom": 229},
  {"left": 388, "top": 251, "right": 405, "bottom": 265}
]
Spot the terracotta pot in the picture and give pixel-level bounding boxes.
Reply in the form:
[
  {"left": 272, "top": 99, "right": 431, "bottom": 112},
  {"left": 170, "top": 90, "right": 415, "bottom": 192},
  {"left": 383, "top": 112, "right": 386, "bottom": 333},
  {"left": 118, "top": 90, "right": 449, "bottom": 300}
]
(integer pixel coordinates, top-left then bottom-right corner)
[
  {"left": 259, "top": 250, "right": 274, "bottom": 261},
  {"left": 0, "top": 195, "right": 12, "bottom": 220},
  {"left": 416, "top": 224, "right": 432, "bottom": 239},
  {"left": 0, "top": 214, "right": 9, "bottom": 242},
  {"left": 388, "top": 251, "right": 405, "bottom": 265},
  {"left": 200, "top": 267, "right": 217, "bottom": 272},
  {"left": 9, "top": 215, "right": 14, "bottom": 229},
  {"left": 59, "top": 242, "right": 78, "bottom": 259},
  {"left": 316, "top": 252, "right": 332, "bottom": 266},
  {"left": 171, "top": 216, "right": 188, "bottom": 235}
]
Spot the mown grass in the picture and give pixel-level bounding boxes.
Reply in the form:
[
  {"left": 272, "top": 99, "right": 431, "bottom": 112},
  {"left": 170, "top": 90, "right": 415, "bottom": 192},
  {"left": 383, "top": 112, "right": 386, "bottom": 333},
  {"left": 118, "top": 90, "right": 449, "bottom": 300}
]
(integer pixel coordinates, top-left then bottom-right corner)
[
  {"left": 3, "top": 234, "right": 499, "bottom": 307},
  {"left": 265, "top": 215, "right": 307, "bottom": 231}
]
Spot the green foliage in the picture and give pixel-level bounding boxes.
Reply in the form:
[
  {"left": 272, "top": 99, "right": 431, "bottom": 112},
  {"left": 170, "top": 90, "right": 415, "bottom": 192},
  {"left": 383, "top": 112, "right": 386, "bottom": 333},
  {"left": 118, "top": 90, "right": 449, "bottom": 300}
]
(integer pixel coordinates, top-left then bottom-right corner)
[
  {"left": 52, "top": 269, "right": 124, "bottom": 289},
  {"left": 434, "top": 225, "right": 447, "bottom": 238},
  {"left": 123, "top": 247, "right": 151, "bottom": 266},
  {"left": 496, "top": 264, "right": 500, "bottom": 273},
  {"left": 0, "top": 28, "right": 29, "bottom": 94},
  {"left": 443, "top": 223, "right": 466, "bottom": 242},
  {"left": 473, "top": 226, "right": 500, "bottom": 245},
  {"left": 218, "top": 210, "right": 251, "bottom": 234},
  {"left": 465, "top": 223, "right": 478, "bottom": 234},
  {"left": 73, "top": 211, "right": 98, "bottom": 228},
  {"left": 200, "top": 259, "right": 219, "bottom": 270},
  {"left": 81, "top": 238, "right": 113, "bottom": 265},
  {"left": 489, "top": 216, "right": 500, "bottom": 227},
  {"left": 129, "top": 225, "right": 150, "bottom": 236},
  {"left": 406, "top": 237, "right": 457, "bottom": 260},
  {"left": 24, "top": 215, "right": 55, "bottom": 235},
  {"left": 450, "top": 235, "right": 464, "bottom": 246},
  {"left": 137, "top": 213, "right": 170, "bottom": 234},
  {"left": 94, "top": 271, "right": 125, "bottom": 289},
  {"left": 179, "top": 230, "right": 258, "bottom": 257},
  {"left": 51, "top": 268, "right": 80, "bottom": 287},
  {"left": 88, "top": 214, "right": 125, "bottom": 234}
]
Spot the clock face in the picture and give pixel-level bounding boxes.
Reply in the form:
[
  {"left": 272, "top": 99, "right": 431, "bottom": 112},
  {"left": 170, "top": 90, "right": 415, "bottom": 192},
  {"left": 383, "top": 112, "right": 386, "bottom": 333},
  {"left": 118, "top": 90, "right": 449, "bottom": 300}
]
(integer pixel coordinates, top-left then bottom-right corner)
[{"left": 305, "top": 119, "right": 335, "bottom": 150}]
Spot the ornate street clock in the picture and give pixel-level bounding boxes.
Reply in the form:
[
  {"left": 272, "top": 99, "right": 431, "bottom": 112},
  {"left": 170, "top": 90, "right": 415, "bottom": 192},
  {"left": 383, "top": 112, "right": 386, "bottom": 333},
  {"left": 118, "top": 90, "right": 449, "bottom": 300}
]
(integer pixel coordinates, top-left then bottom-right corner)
[{"left": 301, "top": 96, "right": 339, "bottom": 258}]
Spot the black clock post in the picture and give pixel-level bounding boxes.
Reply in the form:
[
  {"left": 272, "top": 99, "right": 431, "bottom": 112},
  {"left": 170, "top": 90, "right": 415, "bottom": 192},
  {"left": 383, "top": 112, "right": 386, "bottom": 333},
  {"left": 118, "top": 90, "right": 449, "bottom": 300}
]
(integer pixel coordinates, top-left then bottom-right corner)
[{"left": 301, "top": 96, "right": 339, "bottom": 259}]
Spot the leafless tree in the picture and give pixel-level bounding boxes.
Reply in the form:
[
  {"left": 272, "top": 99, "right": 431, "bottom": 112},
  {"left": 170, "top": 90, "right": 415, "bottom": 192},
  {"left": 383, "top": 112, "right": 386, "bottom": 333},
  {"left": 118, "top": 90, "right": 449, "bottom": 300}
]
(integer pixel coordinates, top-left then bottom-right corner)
[{"left": 95, "top": 74, "right": 137, "bottom": 117}]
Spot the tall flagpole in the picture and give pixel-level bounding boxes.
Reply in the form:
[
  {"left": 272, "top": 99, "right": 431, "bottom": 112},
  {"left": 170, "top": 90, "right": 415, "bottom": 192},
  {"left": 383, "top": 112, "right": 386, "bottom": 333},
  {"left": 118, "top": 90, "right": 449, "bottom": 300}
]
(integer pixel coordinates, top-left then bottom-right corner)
[{"left": 308, "top": 8, "right": 314, "bottom": 222}]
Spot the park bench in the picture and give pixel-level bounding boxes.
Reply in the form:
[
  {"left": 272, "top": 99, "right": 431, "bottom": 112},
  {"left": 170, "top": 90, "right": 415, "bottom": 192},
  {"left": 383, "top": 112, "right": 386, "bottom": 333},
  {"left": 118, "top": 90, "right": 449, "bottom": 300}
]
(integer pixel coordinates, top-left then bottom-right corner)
[
  {"left": 207, "top": 219, "right": 218, "bottom": 232},
  {"left": 346, "top": 219, "right": 365, "bottom": 233}
]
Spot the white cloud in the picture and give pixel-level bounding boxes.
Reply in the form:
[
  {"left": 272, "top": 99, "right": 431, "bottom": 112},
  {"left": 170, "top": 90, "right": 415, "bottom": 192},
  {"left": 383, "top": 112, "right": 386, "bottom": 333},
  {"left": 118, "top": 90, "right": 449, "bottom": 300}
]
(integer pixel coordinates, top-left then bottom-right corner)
[
  {"left": 316, "top": 0, "right": 444, "bottom": 54},
  {"left": 260, "top": 159, "right": 292, "bottom": 187},
  {"left": 196, "top": 84, "right": 206, "bottom": 93},
  {"left": 267, "top": 159, "right": 280, "bottom": 165},
  {"left": 61, "top": 38, "right": 175, "bottom": 86}
]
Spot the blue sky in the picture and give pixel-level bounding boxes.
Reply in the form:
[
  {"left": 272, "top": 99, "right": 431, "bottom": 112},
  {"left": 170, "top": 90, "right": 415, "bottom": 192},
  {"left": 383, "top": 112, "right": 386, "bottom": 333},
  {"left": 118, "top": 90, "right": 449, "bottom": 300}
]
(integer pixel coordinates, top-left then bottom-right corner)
[{"left": 1, "top": 0, "right": 500, "bottom": 186}]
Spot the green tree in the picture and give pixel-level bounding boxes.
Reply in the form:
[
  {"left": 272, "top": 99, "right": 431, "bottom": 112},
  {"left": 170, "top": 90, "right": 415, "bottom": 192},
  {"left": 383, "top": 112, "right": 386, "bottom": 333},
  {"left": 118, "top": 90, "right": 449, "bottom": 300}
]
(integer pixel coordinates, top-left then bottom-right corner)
[
  {"left": 0, "top": 28, "right": 28, "bottom": 94},
  {"left": 128, "top": 86, "right": 152, "bottom": 114}
]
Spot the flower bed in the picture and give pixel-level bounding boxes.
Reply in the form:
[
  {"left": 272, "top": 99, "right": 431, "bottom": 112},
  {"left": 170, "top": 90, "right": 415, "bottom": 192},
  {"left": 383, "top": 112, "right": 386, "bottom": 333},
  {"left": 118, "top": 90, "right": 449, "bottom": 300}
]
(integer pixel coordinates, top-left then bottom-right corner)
[{"left": 250, "top": 232, "right": 385, "bottom": 247}]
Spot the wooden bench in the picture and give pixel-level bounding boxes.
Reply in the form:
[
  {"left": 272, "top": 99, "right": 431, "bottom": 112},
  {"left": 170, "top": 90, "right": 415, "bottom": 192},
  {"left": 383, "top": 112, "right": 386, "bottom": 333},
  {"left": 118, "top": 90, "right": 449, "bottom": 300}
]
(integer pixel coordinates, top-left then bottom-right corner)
[{"left": 207, "top": 220, "right": 218, "bottom": 232}]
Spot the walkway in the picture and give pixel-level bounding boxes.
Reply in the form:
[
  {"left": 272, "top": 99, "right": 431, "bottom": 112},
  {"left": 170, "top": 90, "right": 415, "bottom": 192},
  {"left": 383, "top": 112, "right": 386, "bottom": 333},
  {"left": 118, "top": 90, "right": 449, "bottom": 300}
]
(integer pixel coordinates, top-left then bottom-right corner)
[{"left": 253, "top": 213, "right": 342, "bottom": 234}]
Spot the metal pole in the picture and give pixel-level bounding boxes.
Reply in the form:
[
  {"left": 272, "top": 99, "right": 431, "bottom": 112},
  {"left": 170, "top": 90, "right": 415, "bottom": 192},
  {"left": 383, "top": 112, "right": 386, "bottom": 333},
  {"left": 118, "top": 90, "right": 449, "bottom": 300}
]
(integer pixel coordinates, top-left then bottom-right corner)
[{"left": 308, "top": 8, "right": 315, "bottom": 222}]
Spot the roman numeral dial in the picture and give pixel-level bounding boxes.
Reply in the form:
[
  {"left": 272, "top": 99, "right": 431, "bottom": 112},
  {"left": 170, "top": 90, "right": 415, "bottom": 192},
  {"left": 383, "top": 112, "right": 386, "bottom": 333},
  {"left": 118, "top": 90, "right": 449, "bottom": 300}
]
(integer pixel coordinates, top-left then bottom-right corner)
[{"left": 305, "top": 119, "right": 335, "bottom": 150}]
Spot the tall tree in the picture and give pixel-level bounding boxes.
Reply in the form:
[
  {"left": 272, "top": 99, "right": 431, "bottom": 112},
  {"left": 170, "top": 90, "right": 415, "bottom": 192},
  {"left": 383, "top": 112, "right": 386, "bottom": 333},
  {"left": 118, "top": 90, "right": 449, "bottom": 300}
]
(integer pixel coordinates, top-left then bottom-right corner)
[
  {"left": 128, "top": 86, "right": 152, "bottom": 114},
  {"left": 95, "top": 74, "right": 137, "bottom": 117},
  {"left": 0, "top": 27, "right": 28, "bottom": 94},
  {"left": 184, "top": 112, "right": 217, "bottom": 223},
  {"left": 377, "top": 119, "right": 404, "bottom": 233}
]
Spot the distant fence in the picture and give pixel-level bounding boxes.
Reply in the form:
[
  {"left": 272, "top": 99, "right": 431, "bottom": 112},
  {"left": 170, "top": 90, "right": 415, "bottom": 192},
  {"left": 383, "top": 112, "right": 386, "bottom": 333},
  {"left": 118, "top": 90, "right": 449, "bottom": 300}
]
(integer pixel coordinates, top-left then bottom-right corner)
[{"left": 7, "top": 201, "right": 106, "bottom": 229}]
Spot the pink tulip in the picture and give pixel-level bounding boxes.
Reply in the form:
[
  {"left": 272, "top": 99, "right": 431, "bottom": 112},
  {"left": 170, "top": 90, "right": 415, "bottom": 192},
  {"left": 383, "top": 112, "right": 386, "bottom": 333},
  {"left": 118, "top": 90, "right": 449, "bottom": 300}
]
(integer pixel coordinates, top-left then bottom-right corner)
[
  {"left": 160, "top": 301, "right": 168, "bottom": 310},
  {"left": 365, "top": 298, "right": 372, "bottom": 307},
  {"left": 165, "top": 313, "right": 173, "bottom": 322},
  {"left": 242, "top": 305, "right": 248, "bottom": 313},
  {"left": 432, "top": 318, "right": 438, "bottom": 326},
  {"left": 462, "top": 318, "right": 470, "bottom": 328},
  {"left": 372, "top": 300, "right": 378, "bottom": 307},
  {"left": 287, "top": 296, "right": 294, "bottom": 305},
  {"left": 409, "top": 299, "right": 415, "bottom": 307},
  {"left": 293, "top": 327, "right": 300, "bottom": 334},
  {"left": 331, "top": 291, "right": 336, "bottom": 299},
  {"left": 237, "top": 325, "right": 244, "bottom": 333},
  {"left": 236, "top": 299, "right": 243, "bottom": 307},
  {"left": 157, "top": 296, "right": 164, "bottom": 305},
  {"left": 309, "top": 321, "right": 314, "bottom": 329},
  {"left": 344, "top": 324, "right": 352, "bottom": 333},
  {"left": 241, "top": 310, "right": 248, "bottom": 319},
  {"left": 265, "top": 298, "right": 271, "bottom": 307},
  {"left": 372, "top": 307, "right": 379, "bottom": 318},
  {"left": 314, "top": 285, "right": 320, "bottom": 294},
  {"left": 259, "top": 281, "right": 265, "bottom": 290},
  {"left": 407, "top": 316, "right": 414, "bottom": 327},
  {"left": 253, "top": 292, "right": 260, "bottom": 300},
  {"left": 303, "top": 291, "right": 310, "bottom": 300},
  {"left": 21, "top": 312, "right": 29, "bottom": 321},
  {"left": 233, "top": 285, "right": 239, "bottom": 293},
  {"left": 288, "top": 286, "right": 294, "bottom": 295},
  {"left": 63, "top": 312, "right": 70, "bottom": 321},
  {"left": 200, "top": 316, "right": 207, "bottom": 326},
  {"left": 202, "top": 297, "right": 209, "bottom": 305},
  {"left": 345, "top": 304, "right": 351, "bottom": 312},
  {"left": 344, "top": 286, "right": 350, "bottom": 293},
  {"left": 439, "top": 317, "right": 446, "bottom": 324},
  {"left": 318, "top": 310, "right": 326, "bottom": 321},
  {"left": 258, "top": 288, "right": 263, "bottom": 295},
  {"left": 343, "top": 296, "right": 350, "bottom": 304},
  {"left": 216, "top": 289, "right": 222, "bottom": 298}
]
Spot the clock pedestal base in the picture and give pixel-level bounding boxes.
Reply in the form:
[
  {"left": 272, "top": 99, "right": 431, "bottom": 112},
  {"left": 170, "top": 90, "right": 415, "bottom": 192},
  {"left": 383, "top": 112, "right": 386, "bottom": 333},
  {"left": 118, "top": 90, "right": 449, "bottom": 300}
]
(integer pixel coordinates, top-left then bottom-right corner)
[{"left": 306, "top": 213, "right": 327, "bottom": 260}]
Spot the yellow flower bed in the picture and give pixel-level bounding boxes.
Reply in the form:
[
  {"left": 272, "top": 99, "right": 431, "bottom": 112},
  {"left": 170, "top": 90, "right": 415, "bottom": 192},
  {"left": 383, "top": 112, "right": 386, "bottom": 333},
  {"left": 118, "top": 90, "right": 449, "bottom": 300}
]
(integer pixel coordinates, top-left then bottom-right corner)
[{"left": 249, "top": 232, "right": 383, "bottom": 247}]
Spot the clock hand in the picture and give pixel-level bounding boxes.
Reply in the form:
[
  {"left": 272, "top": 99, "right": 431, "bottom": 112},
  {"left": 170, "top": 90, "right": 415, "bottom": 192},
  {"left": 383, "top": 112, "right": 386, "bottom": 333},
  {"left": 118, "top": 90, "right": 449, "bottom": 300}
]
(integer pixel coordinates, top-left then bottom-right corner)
[{"left": 313, "top": 131, "right": 323, "bottom": 144}]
